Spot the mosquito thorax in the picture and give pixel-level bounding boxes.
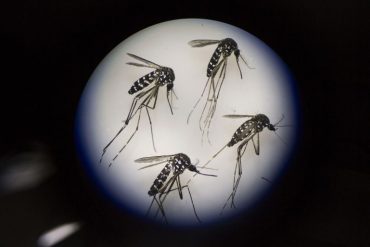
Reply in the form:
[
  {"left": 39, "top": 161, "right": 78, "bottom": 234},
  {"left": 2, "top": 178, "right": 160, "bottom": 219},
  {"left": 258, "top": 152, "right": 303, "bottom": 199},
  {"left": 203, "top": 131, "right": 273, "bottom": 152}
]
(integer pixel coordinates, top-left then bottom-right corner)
[
  {"left": 220, "top": 38, "right": 238, "bottom": 57},
  {"left": 254, "top": 114, "right": 272, "bottom": 131}
]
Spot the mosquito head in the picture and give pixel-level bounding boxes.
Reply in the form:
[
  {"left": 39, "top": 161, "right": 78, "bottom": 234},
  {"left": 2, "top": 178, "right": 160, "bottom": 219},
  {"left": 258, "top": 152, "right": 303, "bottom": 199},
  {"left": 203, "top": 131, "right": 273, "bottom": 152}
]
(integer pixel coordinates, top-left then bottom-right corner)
[
  {"left": 267, "top": 123, "right": 277, "bottom": 131},
  {"left": 266, "top": 114, "right": 287, "bottom": 132},
  {"left": 165, "top": 67, "right": 175, "bottom": 81},
  {"left": 166, "top": 83, "right": 174, "bottom": 91},
  {"left": 234, "top": 49, "right": 253, "bottom": 71}
]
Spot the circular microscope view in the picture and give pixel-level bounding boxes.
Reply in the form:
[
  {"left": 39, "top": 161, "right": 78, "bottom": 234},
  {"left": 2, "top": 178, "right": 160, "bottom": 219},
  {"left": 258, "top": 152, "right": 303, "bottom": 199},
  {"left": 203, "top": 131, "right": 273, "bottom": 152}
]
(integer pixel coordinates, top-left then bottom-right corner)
[{"left": 75, "top": 18, "right": 299, "bottom": 226}]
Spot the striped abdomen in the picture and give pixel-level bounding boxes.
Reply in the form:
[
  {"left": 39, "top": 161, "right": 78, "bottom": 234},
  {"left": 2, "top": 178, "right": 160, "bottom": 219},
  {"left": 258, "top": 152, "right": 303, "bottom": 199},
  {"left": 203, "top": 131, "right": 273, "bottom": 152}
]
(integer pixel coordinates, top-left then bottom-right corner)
[
  {"left": 207, "top": 45, "right": 223, "bottom": 77},
  {"left": 148, "top": 153, "right": 191, "bottom": 196},
  {"left": 148, "top": 162, "right": 172, "bottom": 196},
  {"left": 128, "top": 70, "right": 158, "bottom": 94}
]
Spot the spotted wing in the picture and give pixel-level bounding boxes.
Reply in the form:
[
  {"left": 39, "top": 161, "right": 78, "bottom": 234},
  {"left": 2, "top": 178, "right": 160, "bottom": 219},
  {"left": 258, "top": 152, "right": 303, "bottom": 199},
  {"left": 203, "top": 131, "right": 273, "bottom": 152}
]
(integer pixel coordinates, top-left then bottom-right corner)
[
  {"left": 188, "top": 39, "right": 220, "bottom": 47},
  {"left": 126, "top": 53, "right": 162, "bottom": 69}
]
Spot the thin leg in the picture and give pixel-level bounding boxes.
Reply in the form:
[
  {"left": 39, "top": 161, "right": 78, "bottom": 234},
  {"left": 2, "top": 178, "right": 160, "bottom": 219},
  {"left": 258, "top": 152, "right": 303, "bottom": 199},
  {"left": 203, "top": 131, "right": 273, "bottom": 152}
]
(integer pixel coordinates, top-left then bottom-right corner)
[
  {"left": 154, "top": 176, "right": 177, "bottom": 221},
  {"left": 185, "top": 186, "right": 202, "bottom": 223},
  {"left": 166, "top": 90, "right": 174, "bottom": 115},
  {"left": 187, "top": 77, "right": 211, "bottom": 124},
  {"left": 200, "top": 56, "right": 225, "bottom": 130},
  {"left": 125, "top": 86, "right": 156, "bottom": 125},
  {"left": 99, "top": 124, "right": 127, "bottom": 164},
  {"left": 176, "top": 176, "right": 183, "bottom": 200},
  {"left": 160, "top": 181, "right": 202, "bottom": 223},
  {"left": 231, "top": 143, "right": 247, "bottom": 207},
  {"left": 220, "top": 138, "right": 250, "bottom": 213},
  {"left": 146, "top": 197, "right": 156, "bottom": 216},
  {"left": 145, "top": 107, "right": 156, "bottom": 152},
  {"left": 99, "top": 86, "right": 157, "bottom": 164},
  {"left": 252, "top": 132, "right": 260, "bottom": 155},
  {"left": 153, "top": 196, "right": 168, "bottom": 224},
  {"left": 204, "top": 59, "right": 227, "bottom": 143},
  {"left": 108, "top": 108, "right": 143, "bottom": 167}
]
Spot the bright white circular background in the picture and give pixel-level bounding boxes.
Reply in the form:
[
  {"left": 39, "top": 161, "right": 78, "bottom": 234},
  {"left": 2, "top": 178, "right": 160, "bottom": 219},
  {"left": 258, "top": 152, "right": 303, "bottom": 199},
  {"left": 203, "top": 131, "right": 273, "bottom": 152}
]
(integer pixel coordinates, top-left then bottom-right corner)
[{"left": 76, "top": 19, "right": 298, "bottom": 226}]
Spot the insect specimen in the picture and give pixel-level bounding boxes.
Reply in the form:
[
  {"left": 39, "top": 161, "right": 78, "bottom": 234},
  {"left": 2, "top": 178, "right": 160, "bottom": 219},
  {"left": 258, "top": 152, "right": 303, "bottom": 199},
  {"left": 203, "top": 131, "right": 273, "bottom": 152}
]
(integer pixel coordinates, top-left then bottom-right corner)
[
  {"left": 187, "top": 38, "right": 253, "bottom": 142},
  {"left": 99, "top": 53, "right": 176, "bottom": 167},
  {"left": 200, "top": 114, "right": 286, "bottom": 211},
  {"left": 136, "top": 153, "right": 216, "bottom": 223}
]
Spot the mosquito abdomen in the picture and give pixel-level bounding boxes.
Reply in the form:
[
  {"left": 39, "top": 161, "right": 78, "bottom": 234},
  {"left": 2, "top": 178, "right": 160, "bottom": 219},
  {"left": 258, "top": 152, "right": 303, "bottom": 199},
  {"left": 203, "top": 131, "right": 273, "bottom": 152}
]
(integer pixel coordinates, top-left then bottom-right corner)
[
  {"left": 228, "top": 120, "right": 255, "bottom": 147},
  {"left": 207, "top": 46, "right": 223, "bottom": 77},
  {"left": 128, "top": 70, "right": 158, "bottom": 94},
  {"left": 148, "top": 163, "right": 171, "bottom": 196}
]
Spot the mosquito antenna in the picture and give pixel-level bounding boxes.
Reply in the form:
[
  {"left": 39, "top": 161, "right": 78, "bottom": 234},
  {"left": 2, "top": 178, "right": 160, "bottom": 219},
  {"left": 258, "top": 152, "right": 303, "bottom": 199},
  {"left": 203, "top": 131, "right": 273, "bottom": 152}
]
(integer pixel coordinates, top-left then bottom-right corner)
[
  {"left": 273, "top": 114, "right": 285, "bottom": 127},
  {"left": 275, "top": 124, "right": 293, "bottom": 128},
  {"left": 273, "top": 130, "right": 288, "bottom": 146},
  {"left": 239, "top": 54, "right": 254, "bottom": 69},
  {"left": 171, "top": 88, "right": 178, "bottom": 100}
]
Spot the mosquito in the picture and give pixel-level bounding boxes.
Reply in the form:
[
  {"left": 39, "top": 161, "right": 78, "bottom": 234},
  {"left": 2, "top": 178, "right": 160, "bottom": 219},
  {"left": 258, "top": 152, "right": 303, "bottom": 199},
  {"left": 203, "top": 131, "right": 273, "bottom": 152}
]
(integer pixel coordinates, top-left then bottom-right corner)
[
  {"left": 136, "top": 153, "right": 216, "bottom": 224},
  {"left": 99, "top": 53, "right": 176, "bottom": 167},
  {"left": 200, "top": 113, "right": 287, "bottom": 211},
  {"left": 187, "top": 38, "right": 253, "bottom": 143}
]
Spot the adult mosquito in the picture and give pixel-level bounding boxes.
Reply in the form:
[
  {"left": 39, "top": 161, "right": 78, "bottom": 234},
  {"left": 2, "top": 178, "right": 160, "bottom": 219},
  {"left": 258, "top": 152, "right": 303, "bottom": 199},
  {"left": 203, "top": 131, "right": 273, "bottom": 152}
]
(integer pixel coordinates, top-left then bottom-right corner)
[
  {"left": 200, "top": 114, "right": 287, "bottom": 211},
  {"left": 99, "top": 53, "right": 176, "bottom": 167},
  {"left": 136, "top": 153, "right": 216, "bottom": 224},
  {"left": 187, "top": 38, "right": 253, "bottom": 143}
]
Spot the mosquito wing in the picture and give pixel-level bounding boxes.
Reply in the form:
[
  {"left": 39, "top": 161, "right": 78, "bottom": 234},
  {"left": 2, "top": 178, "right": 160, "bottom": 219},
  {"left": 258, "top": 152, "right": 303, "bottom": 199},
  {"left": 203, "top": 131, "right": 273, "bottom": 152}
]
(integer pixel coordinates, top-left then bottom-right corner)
[
  {"left": 135, "top": 154, "right": 174, "bottom": 163},
  {"left": 223, "top": 114, "right": 255, "bottom": 119},
  {"left": 188, "top": 39, "right": 220, "bottom": 47},
  {"left": 126, "top": 53, "right": 162, "bottom": 69}
]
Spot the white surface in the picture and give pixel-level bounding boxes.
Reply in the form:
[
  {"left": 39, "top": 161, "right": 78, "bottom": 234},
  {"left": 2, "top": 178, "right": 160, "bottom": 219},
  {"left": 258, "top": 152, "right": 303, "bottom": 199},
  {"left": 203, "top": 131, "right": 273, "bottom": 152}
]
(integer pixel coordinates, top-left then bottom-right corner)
[{"left": 77, "top": 19, "right": 297, "bottom": 225}]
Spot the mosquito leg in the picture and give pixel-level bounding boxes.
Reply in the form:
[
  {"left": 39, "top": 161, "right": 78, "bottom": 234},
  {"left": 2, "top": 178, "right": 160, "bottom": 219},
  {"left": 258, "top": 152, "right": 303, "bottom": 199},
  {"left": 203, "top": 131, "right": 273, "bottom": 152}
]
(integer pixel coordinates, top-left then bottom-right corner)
[
  {"left": 146, "top": 197, "right": 156, "bottom": 216},
  {"left": 166, "top": 90, "right": 174, "bottom": 115},
  {"left": 204, "top": 60, "right": 227, "bottom": 143},
  {"left": 187, "top": 77, "right": 211, "bottom": 124},
  {"left": 145, "top": 107, "right": 156, "bottom": 152},
  {"left": 108, "top": 108, "right": 143, "bottom": 167},
  {"left": 200, "top": 75, "right": 214, "bottom": 143},
  {"left": 99, "top": 124, "right": 127, "bottom": 164},
  {"left": 125, "top": 88, "right": 153, "bottom": 125},
  {"left": 176, "top": 176, "right": 183, "bottom": 200},
  {"left": 231, "top": 143, "right": 247, "bottom": 208},
  {"left": 161, "top": 182, "right": 202, "bottom": 223},
  {"left": 185, "top": 185, "right": 202, "bottom": 223},
  {"left": 199, "top": 78, "right": 213, "bottom": 133},
  {"left": 153, "top": 196, "right": 168, "bottom": 224},
  {"left": 252, "top": 132, "right": 260, "bottom": 155},
  {"left": 220, "top": 140, "right": 248, "bottom": 213}
]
